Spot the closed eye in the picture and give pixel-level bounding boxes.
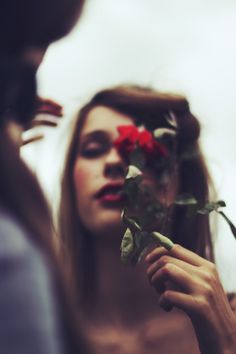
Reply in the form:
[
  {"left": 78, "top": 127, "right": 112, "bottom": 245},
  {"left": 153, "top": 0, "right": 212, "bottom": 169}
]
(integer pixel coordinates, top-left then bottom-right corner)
[
  {"left": 81, "top": 141, "right": 108, "bottom": 158},
  {"left": 79, "top": 130, "right": 112, "bottom": 158}
]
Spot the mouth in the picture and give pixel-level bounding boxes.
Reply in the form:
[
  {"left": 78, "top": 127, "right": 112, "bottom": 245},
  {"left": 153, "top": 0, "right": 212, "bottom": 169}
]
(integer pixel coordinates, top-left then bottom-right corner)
[{"left": 96, "top": 183, "right": 125, "bottom": 204}]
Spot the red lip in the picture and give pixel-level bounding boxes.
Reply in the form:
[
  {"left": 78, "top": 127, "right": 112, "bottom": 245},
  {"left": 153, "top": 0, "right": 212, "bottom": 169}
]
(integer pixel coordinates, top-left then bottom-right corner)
[{"left": 95, "top": 182, "right": 125, "bottom": 203}]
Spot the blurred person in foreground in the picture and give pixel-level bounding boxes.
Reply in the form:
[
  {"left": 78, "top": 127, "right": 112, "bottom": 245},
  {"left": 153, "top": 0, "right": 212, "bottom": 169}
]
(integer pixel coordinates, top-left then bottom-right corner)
[{"left": 0, "top": 1, "right": 91, "bottom": 354}]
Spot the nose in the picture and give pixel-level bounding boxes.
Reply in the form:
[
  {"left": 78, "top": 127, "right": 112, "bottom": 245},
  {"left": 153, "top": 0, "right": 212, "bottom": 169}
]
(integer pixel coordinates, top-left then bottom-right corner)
[{"left": 104, "top": 147, "right": 125, "bottom": 178}]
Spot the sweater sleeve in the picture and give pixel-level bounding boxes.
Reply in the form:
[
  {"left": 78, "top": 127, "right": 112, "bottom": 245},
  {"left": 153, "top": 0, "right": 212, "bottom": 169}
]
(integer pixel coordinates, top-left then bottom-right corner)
[{"left": 0, "top": 212, "right": 66, "bottom": 354}]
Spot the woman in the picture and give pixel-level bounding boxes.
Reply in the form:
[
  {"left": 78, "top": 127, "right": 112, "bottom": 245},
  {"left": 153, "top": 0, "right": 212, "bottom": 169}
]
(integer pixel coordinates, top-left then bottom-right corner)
[
  {"left": 0, "top": 1, "right": 89, "bottom": 353},
  {"left": 59, "top": 85, "right": 236, "bottom": 354}
]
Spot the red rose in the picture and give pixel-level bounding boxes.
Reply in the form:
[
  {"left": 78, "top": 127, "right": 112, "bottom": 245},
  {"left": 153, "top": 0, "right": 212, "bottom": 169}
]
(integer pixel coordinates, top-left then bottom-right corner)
[
  {"left": 137, "top": 130, "right": 152, "bottom": 146},
  {"left": 138, "top": 130, "right": 168, "bottom": 158},
  {"left": 114, "top": 125, "right": 168, "bottom": 161},
  {"left": 114, "top": 125, "right": 139, "bottom": 156}
]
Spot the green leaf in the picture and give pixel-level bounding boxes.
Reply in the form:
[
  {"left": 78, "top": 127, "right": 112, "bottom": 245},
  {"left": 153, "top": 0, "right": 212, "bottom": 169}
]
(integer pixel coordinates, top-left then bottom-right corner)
[
  {"left": 134, "top": 230, "right": 149, "bottom": 249},
  {"left": 123, "top": 177, "right": 142, "bottom": 206},
  {"left": 138, "top": 202, "right": 165, "bottom": 229},
  {"left": 150, "top": 231, "right": 174, "bottom": 250},
  {"left": 164, "top": 111, "right": 178, "bottom": 129},
  {"left": 129, "top": 148, "right": 146, "bottom": 169},
  {"left": 120, "top": 228, "right": 134, "bottom": 263},
  {"left": 153, "top": 127, "right": 177, "bottom": 139},
  {"left": 128, "top": 230, "right": 152, "bottom": 265},
  {"left": 137, "top": 245, "right": 152, "bottom": 264},
  {"left": 174, "top": 194, "right": 198, "bottom": 206},
  {"left": 216, "top": 200, "right": 226, "bottom": 208},
  {"left": 121, "top": 210, "right": 141, "bottom": 233},
  {"left": 197, "top": 200, "right": 226, "bottom": 215},
  {"left": 133, "top": 231, "right": 153, "bottom": 264},
  {"left": 125, "top": 165, "right": 143, "bottom": 180}
]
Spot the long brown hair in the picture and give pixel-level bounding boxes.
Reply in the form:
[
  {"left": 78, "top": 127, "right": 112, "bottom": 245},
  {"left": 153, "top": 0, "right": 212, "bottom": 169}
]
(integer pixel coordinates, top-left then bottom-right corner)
[{"left": 59, "top": 85, "right": 214, "bottom": 305}]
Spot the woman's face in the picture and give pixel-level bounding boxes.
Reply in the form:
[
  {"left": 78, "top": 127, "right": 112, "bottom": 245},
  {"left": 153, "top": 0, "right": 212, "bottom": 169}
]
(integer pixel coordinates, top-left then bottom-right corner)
[{"left": 73, "top": 106, "right": 177, "bottom": 240}]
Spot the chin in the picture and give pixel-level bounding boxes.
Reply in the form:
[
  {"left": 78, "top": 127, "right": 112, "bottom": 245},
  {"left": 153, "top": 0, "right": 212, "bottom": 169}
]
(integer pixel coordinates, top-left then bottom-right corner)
[
  {"left": 92, "top": 214, "right": 125, "bottom": 242},
  {"left": 100, "top": 209, "right": 122, "bottom": 224},
  {"left": 101, "top": 218, "right": 124, "bottom": 234}
]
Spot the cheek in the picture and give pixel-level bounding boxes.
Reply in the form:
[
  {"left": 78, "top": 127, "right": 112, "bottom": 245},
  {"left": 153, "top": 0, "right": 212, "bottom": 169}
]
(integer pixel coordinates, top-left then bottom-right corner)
[
  {"left": 73, "top": 161, "right": 94, "bottom": 199},
  {"left": 73, "top": 165, "right": 89, "bottom": 189}
]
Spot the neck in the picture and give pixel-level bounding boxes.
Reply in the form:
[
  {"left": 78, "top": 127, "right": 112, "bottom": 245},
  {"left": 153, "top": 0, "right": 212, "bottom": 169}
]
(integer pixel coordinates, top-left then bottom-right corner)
[{"left": 83, "top": 235, "right": 159, "bottom": 324}]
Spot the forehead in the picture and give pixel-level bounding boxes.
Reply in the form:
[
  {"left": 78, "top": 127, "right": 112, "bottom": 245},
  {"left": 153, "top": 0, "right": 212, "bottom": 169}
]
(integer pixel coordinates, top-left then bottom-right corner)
[{"left": 81, "top": 106, "right": 134, "bottom": 136}]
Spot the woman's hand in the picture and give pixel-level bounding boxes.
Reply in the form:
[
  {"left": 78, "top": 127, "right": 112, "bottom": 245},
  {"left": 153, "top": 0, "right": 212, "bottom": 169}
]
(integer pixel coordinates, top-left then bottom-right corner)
[
  {"left": 145, "top": 244, "right": 236, "bottom": 354},
  {"left": 22, "top": 97, "right": 63, "bottom": 145}
]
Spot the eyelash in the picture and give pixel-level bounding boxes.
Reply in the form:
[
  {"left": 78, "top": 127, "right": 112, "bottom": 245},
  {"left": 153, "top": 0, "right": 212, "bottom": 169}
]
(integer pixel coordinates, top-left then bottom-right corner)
[{"left": 81, "top": 143, "right": 107, "bottom": 158}]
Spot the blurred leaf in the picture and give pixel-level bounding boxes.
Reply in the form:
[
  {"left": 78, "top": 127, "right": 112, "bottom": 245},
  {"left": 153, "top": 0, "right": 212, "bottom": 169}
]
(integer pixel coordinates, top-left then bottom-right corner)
[
  {"left": 165, "top": 111, "right": 178, "bottom": 129},
  {"left": 216, "top": 200, "right": 226, "bottom": 208},
  {"left": 134, "top": 230, "right": 149, "bottom": 249},
  {"left": 120, "top": 228, "right": 134, "bottom": 263},
  {"left": 174, "top": 194, "right": 198, "bottom": 206},
  {"left": 150, "top": 231, "right": 174, "bottom": 250},
  {"left": 123, "top": 177, "right": 142, "bottom": 206},
  {"left": 129, "top": 148, "right": 146, "bottom": 169},
  {"left": 121, "top": 210, "right": 141, "bottom": 233},
  {"left": 137, "top": 244, "right": 152, "bottom": 264},
  {"left": 132, "top": 231, "right": 152, "bottom": 265},
  {"left": 125, "top": 165, "right": 142, "bottom": 180},
  {"left": 153, "top": 127, "right": 176, "bottom": 139},
  {"left": 197, "top": 200, "right": 226, "bottom": 215}
]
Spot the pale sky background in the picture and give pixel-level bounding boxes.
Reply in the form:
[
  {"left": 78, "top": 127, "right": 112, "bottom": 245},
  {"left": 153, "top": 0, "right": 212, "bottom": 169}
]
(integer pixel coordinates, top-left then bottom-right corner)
[{"left": 22, "top": 0, "right": 236, "bottom": 290}]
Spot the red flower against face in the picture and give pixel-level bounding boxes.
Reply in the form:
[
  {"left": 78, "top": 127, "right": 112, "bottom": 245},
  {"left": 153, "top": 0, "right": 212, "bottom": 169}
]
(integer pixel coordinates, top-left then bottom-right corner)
[
  {"left": 114, "top": 125, "right": 168, "bottom": 161},
  {"left": 137, "top": 130, "right": 152, "bottom": 146},
  {"left": 114, "top": 125, "right": 139, "bottom": 156}
]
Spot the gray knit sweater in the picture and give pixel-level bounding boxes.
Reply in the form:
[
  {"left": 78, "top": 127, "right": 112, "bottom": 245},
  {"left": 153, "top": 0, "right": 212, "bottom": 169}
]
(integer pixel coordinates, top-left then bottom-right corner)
[{"left": 0, "top": 208, "right": 66, "bottom": 354}]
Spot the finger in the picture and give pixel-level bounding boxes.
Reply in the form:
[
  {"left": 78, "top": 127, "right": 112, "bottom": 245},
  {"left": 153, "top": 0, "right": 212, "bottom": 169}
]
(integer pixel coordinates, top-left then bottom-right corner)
[
  {"left": 30, "top": 117, "right": 59, "bottom": 127},
  {"left": 146, "top": 244, "right": 209, "bottom": 268},
  {"left": 150, "top": 262, "right": 197, "bottom": 294},
  {"left": 146, "top": 254, "right": 197, "bottom": 280},
  {"left": 36, "top": 97, "right": 63, "bottom": 116},
  {"left": 145, "top": 246, "right": 169, "bottom": 262},
  {"left": 22, "top": 134, "right": 44, "bottom": 145},
  {"left": 159, "top": 290, "right": 195, "bottom": 314},
  {"left": 169, "top": 244, "right": 210, "bottom": 267}
]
